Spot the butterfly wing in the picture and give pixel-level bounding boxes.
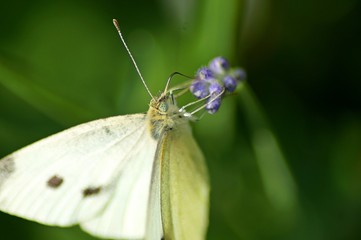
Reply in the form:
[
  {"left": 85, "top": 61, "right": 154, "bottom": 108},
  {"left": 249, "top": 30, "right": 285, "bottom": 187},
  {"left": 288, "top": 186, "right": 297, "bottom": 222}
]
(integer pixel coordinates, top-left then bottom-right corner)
[
  {"left": 0, "top": 113, "right": 161, "bottom": 239},
  {"left": 143, "top": 141, "right": 164, "bottom": 240},
  {"left": 159, "top": 122, "right": 210, "bottom": 240},
  {"left": 80, "top": 120, "right": 161, "bottom": 239}
]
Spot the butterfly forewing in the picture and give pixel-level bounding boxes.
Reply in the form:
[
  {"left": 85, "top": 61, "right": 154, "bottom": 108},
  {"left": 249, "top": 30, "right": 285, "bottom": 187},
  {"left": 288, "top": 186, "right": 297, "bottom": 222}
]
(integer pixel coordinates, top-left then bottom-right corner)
[
  {"left": 0, "top": 114, "right": 161, "bottom": 238},
  {"left": 80, "top": 125, "right": 159, "bottom": 239},
  {"left": 144, "top": 134, "right": 164, "bottom": 240}
]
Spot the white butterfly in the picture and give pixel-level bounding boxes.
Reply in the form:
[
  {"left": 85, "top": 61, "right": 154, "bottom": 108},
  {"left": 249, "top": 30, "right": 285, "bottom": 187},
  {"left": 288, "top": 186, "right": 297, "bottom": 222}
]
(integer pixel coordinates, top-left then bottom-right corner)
[{"left": 0, "top": 20, "right": 210, "bottom": 240}]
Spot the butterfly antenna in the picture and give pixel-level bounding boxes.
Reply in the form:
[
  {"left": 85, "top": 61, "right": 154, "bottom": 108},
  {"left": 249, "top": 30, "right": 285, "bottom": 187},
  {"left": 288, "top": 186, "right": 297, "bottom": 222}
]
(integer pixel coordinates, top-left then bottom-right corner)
[{"left": 113, "top": 19, "right": 154, "bottom": 100}]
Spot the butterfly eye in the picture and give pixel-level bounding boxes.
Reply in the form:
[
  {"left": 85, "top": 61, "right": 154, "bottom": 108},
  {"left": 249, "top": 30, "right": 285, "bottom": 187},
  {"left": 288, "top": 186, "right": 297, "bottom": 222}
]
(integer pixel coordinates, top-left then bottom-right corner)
[{"left": 159, "top": 102, "right": 168, "bottom": 112}]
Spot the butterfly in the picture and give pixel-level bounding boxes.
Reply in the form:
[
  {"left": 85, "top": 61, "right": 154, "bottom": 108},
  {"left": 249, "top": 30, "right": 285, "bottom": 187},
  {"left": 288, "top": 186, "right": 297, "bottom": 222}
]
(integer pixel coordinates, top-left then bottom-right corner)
[
  {"left": 0, "top": 19, "right": 245, "bottom": 240},
  {"left": 0, "top": 94, "right": 209, "bottom": 240}
]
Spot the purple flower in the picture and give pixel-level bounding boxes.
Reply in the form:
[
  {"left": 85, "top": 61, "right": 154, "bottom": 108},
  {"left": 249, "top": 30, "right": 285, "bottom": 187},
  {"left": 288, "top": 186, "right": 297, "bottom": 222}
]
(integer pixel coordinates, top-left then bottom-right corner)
[
  {"left": 205, "top": 82, "right": 223, "bottom": 114},
  {"left": 233, "top": 68, "right": 246, "bottom": 81},
  {"left": 209, "top": 81, "right": 223, "bottom": 94},
  {"left": 196, "top": 67, "right": 214, "bottom": 80},
  {"left": 189, "top": 56, "right": 246, "bottom": 114},
  {"left": 190, "top": 80, "right": 209, "bottom": 99},
  {"left": 209, "top": 57, "right": 229, "bottom": 75},
  {"left": 205, "top": 93, "right": 222, "bottom": 114},
  {"left": 222, "top": 75, "right": 237, "bottom": 92}
]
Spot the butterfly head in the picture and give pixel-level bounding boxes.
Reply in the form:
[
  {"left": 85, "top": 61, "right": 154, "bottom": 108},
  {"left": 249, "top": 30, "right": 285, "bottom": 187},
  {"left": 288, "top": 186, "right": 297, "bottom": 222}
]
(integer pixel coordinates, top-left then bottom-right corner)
[
  {"left": 147, "top": 92, "right": 191, "bottom": 140},
  {"left": 149, "top": 93, "right": 177, "bottom": 115}
]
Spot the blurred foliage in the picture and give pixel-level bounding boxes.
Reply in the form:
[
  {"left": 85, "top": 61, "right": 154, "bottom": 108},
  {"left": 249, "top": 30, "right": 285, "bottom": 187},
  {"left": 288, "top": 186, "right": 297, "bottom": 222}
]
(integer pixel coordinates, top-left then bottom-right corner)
[{"left": 0, "top": 0, "right": 360, "bottom": 239}]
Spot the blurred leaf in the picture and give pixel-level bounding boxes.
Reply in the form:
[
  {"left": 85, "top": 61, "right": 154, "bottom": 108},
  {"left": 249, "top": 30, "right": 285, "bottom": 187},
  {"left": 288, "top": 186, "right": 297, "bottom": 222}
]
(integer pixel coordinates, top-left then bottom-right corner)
[
  {"left": 239, "top": 83, "right": 298, "bottom": 212},
  {"left": 0, "top": 60, "right": 96, "bottom": 125}
]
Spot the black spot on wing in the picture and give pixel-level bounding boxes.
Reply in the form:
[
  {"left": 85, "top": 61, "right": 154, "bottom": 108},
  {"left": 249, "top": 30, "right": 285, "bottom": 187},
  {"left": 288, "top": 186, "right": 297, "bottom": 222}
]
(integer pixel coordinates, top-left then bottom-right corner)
[
  {"left": 103, "top": 126, "right": 112, "bottom": 135},
  {"left": 83, "top": 186, "right": 102, "bottom": 197},
  {"left": 47, "top": 175, "right": 64, "bottom": 188},
  {"left": 0, "top": 156, "right": 15, "bottom": 185}
]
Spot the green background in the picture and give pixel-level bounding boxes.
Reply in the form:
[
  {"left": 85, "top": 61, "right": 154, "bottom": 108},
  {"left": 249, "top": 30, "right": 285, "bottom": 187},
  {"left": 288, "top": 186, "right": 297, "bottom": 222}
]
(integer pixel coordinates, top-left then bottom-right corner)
[{"left": 0, "top": 0, "right": 360, "bottom": 239}]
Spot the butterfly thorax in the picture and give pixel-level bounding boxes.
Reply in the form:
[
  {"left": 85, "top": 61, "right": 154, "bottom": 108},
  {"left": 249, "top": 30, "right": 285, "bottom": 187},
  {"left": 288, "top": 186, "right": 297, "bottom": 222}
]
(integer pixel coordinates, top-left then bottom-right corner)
[{"left": 147, "top": 95, "right": 189, "bottom": 140}]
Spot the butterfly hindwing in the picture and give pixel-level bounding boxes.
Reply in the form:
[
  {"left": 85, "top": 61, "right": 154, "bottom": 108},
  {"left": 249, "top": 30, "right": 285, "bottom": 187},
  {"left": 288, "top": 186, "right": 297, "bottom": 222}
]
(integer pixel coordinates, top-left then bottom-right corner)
[{"left": 160, "top": 121, "right": 210, "bottom": 240}]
